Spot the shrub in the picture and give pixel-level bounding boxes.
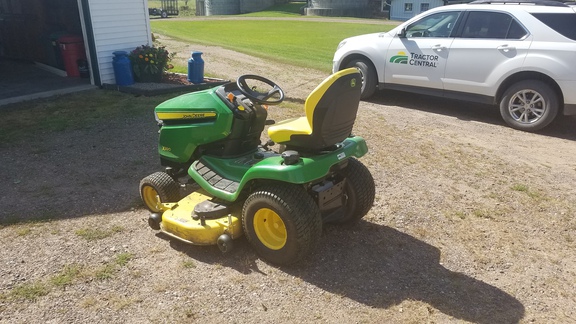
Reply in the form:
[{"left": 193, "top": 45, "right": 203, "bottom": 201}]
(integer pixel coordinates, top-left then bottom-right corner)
[{"left": 129, "top": 45, "right": 175, "bottom": 81}]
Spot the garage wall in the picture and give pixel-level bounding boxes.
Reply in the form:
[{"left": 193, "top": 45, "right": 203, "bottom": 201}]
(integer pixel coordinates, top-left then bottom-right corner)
[
  {"left": 83, "top": 0, "right": 152, "bottom": 85},
  {"left": 0, "top": 0, "right": 82, "bottom": 63}
]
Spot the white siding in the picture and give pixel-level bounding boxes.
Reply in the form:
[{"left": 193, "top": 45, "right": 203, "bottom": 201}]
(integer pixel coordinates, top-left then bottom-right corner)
[
  {"left": 83, "top": 0, "right": 152, "bottom": 84},
  {"left": 390, "top": 0, "right": 443, "bottom": 21}
]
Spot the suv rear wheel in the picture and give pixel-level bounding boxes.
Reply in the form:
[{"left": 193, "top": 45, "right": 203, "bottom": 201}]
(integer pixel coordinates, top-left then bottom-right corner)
[{"left": 499, "top": 80, "right": 559, "bottom": 132}]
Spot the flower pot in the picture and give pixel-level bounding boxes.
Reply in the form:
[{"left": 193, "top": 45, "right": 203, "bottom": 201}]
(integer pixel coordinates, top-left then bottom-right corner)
[{"left": 135, "top": 71, "right": 163, "bottom": 83}]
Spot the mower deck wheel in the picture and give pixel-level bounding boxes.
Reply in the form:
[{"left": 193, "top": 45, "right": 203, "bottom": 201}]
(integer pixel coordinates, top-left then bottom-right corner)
[{"left": 217, "top": 234, "right": 233, "bottom": 253}]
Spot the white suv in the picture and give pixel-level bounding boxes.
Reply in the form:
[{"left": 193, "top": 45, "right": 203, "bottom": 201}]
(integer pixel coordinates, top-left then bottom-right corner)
[{"left": 332, "top": 0, "right": 576, "bottom": 131}]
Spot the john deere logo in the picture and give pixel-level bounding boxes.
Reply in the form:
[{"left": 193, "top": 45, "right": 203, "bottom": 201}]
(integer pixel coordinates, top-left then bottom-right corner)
[
  {"left": 390, "top": 51, "right": 408, "bottom": 64},
  {"left": 156, "top": 111, "right": 216, "bottom": 120},
  {"left": 350, "top": 78, "right": 357, "bottom": 87}
]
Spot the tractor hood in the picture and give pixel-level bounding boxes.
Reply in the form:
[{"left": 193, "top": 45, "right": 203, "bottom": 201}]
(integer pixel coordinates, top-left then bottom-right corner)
[
  {"left": 154, "top": 88, "right": 231, "bottom": 124},
  {"left": 154, "top": 86, "right": 235, "bottom": 166}
]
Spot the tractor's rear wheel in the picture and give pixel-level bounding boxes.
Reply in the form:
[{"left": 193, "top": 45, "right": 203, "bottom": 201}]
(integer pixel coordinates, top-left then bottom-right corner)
[
  {"left": 329, "top": 158, "right": 375, "bottom": 224},
  {"left": 139, "top": 172, "right": 181, "bottom": 213},
  {"left": 242, "top": 183, "right": 322, "bottom": 265}
]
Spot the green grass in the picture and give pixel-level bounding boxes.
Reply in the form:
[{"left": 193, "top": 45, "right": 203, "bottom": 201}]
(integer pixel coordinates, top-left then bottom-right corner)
[
  {"left": 182, "top": 259, "right": 197, "bottom": 269},
  {"left": 152, "top": 20, "right": 389, "bottom": 71},
  {"left": 51, "top": 264, "right": 83, "bottom": 287},
  {"left": 511, "top": 183, "right": 529, "bottom": 192},
  {"left": 93, "top": 253, "right": 134, "bottom": 280},
  {"left": 7, "top": 282, "right": 50, "bottom": 301},
  {"left": 75, "top": 225, "right": 124, "bottom": 241},
  {"left": 115, "top": 252, "right": 134, "bottom": 267},
  {"left": 1, "top": 253, "right": 136, "bottom": 303}
]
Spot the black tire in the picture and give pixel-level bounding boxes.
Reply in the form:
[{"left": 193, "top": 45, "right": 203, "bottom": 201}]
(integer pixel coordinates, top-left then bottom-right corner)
[
  {"left": 499, "top": 80, "right": 559, "bottom": 132},
  {"left": 161, "top": 11, "right": 168, "bottom": 18},
  {"left": 139, "top": 172, "right": 181, "bottom": 212},
  {"left": 329, "top": 158, "right": 375, "bottom": 224},
  {"left": 346, "top": 59, "right": 377, "bottom": 100},
  {"left": 242, "top": 183, "right": 322, "bottom": 265}
]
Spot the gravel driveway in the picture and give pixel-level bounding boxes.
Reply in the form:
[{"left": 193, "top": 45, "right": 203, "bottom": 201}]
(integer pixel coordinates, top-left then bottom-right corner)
[{"left": 1, "top": 35, "right": 575, "bottom": 323}]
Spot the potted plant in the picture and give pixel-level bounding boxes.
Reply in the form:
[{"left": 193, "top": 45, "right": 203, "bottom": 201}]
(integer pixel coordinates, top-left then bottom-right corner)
[{"left": 129, "top": 44, "right": 175, "bottom": 83}]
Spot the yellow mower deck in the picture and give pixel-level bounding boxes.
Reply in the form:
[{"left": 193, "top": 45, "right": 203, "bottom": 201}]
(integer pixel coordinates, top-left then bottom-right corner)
[{"left": 159, "top": 191, "right": 242, "bottom": 245}]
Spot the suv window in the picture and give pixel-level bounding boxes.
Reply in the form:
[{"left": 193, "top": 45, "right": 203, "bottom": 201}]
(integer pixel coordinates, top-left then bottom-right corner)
[
  {"left": 531, "top": 13, "right": 576, "bottom": 40},
  {"left": 405, "top": 11, "right": 461, "bottom": 38},
  {"left": 461, "top": 11, "right": 527, "bottom": 39}
]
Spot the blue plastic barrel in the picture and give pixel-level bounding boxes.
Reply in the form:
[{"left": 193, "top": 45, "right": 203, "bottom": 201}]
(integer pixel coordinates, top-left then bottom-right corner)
[
  {"left": 187, "top": 51, "right": 204, "bottom": 84},
  {"left": 112, "top": 51, "right": 134, "bottom": 86}
]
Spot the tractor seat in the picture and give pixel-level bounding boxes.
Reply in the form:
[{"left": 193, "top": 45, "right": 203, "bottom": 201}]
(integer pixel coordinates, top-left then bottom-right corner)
[{"left": 268, "top": 68, "right": 362, "bottom": 151}]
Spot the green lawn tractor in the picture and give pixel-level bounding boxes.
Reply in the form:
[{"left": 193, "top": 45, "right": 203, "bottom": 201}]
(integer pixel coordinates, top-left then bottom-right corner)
[{"left": 139, "top": 68, "right": 375, "bottom": 265}]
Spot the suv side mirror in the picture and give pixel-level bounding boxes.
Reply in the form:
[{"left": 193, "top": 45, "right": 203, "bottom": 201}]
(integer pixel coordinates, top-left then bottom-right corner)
[{"left": 398, "top": 28, "right": 407, "bottom": 38}]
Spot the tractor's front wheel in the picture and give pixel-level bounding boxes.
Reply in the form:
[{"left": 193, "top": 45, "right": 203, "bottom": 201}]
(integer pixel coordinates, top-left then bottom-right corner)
[
  {"left": 242, "top": 184, "right": 322, "bottom": 265},
  {"left": 139, "top": 172, "right": 181, "bottom": 213}
]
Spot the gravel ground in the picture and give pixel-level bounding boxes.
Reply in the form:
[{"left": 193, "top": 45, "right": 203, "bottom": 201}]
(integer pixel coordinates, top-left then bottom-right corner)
[{"left": 1, "top": 34, "right": 576, "bottom": 323}]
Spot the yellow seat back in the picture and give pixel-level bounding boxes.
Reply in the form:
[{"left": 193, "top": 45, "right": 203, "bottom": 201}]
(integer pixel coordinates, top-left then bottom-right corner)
[{"left": 268, "top": 68, "right": 362, "bottom": 150}]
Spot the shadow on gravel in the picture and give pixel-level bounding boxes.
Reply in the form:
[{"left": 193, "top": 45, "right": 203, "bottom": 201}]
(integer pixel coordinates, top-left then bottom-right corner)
[
  {"left": 162, "top": 219, "right": 525, "bottom": 323},
  {"left": 168, "top": 235, "right": 263, "bottom": 272},
  {"left": 285, "top": 221, "right": 525, "bottom": 324},
  {"left": 0, "top": 106, "right": 161, "bottom": 225},
  {"left": 369, "top": 90, "right": 576, "bottom": 141}
]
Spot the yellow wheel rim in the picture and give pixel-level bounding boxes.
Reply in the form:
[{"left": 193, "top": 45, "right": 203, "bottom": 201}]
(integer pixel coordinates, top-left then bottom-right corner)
[
  {"left": 253, "top": 208, "right": 287, "bottom": 250},
  {"left": 142, "top": 186, "right": 161, "bottom": 212}
]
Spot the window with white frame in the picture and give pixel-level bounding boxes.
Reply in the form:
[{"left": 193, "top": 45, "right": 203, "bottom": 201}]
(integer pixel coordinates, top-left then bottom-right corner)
[
  {"left": 421, "top": 3, "right": 430, "bottom": 12},
  {"left": 404, "top": 3, "right": 413, "bottom": 12}
]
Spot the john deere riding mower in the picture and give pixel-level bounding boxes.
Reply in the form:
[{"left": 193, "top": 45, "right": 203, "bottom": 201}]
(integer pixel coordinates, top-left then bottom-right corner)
[{"left": 140, "top": 68, "right": 375, "bottom": 265}]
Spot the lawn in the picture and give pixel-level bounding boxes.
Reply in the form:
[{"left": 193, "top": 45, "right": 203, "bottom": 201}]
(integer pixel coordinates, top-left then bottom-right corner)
[
  {"left": 148, "top": 0, "right": 394, "bottom": 71},
  {"left": 151, "top": 20, "right": 390, "bottom": 71}
]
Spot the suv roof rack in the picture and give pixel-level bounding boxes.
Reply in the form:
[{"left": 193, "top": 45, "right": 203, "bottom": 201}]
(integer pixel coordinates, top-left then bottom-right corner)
[{"left": 470, "top": 0, "right": 569, "bottom": 6}]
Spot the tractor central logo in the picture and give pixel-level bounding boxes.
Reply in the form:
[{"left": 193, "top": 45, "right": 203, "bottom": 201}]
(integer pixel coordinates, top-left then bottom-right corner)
[
  {"left": 390, "top": 51, "right": 439, "bottom": 68},
  {"left": 390, "top": 52, "right": 409, "bottom": 64},
  {"left": 350, "top": 78, "right": 357, "bottom": 88}
]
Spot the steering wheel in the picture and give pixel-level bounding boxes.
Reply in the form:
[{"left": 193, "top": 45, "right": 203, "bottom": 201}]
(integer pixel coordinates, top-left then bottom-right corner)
[{"left": 236, "top": 74, "right": 285, "bottom": 105}]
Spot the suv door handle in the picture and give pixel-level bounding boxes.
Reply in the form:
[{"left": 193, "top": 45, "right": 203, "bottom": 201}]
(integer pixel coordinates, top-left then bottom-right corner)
[
  {"left": 497, "top": 45, "right": 515, "bottom": 53},
  {"left": 432, "top": 45, "right": 446, "bottom": 52}
]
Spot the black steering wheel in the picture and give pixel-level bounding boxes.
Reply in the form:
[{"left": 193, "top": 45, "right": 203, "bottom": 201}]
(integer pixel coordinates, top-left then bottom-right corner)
[{"left": 236, "top": 74, "right": 285, "bottom": 105}]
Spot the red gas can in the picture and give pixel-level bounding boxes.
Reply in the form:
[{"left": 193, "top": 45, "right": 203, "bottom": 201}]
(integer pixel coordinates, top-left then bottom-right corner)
[{"left": 58, "top": 35, "right": 86, "bottom": 77}]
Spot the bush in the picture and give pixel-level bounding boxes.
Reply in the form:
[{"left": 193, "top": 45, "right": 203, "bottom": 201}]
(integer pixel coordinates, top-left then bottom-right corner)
[{"left": 129, "top": 45, "right": 175, "bottom": 81}]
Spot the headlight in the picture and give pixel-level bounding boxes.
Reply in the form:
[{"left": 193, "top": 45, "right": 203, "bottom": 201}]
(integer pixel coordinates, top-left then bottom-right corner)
[{"left": 336, "top": 40, "right": 347, "bottom": 51}]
